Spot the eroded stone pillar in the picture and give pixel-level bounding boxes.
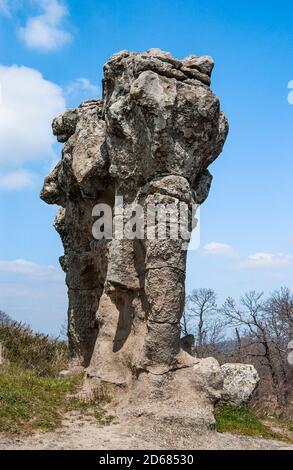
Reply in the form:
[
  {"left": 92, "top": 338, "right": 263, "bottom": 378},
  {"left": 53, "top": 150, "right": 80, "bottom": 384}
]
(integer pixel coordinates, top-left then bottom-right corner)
[{"left": 41, "top": 49, "right": 228, "bottom": 389}]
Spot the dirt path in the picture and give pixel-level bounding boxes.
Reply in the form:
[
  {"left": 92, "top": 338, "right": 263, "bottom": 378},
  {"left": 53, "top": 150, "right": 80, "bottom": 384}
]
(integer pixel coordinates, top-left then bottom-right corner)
[{"left": 1, "top": 412, "right": 293, "bottom": 450}]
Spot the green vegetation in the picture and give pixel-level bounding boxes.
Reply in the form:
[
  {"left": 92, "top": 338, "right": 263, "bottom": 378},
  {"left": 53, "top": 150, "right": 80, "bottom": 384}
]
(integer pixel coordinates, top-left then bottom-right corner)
[
  {"left": 0, "top": 365, "right": 80, "bottom": 433},
  {"left": 215, "top": 405, "right": 292, "bottom": 443},
  {"left": 0, "top": 321, "right": 113, "bottom": 434},
  {"left": 0, "top": 321, "right": 68, "bottom": 376}
]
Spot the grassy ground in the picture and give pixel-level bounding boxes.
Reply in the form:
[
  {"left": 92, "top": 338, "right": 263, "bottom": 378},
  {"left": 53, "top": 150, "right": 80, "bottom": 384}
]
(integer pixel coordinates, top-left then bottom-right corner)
[
  {"left": 0, "top": 365, "right": 80, "bottom": 433},
  {"left": 215, "top": 405, "right": 293, "bottom": 443},
  {"left": 1, "top": 320, "right": 291, "bottom": 439},
  {"left": 0, "top": 321, "right": 114, "bottom": 434}
]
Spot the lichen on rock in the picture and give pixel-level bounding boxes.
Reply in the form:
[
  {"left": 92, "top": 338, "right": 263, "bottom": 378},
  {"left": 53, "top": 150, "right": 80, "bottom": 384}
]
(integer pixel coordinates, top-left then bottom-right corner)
[{"left": 220, "top": 363, "right": 260, "bottom": 407}]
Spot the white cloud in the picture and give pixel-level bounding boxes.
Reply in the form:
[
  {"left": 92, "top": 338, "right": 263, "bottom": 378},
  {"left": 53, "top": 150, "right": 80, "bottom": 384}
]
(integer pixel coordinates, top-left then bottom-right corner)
[
  {"left": 0, "top": 64, "right": 100, "bottom": 191},
  {"left": 65, "top": 78, "right": 100, "bottom": 100},
  {"left": 19, "top": 0, "right": 72, "bottom": 52},
  {"left": 0, "top": 281, "right": 66, "bottom": 300},
  {"left": 235, "top": 252, "right": 293, "bottom": 270},
  {"left": 0, "top": 64, "right": 65, "bottom": 167},
  {"left": 0, "top": 169, "right": 37, "bottom": 190},
  {"left": 0, "top": 0, "right": 9, "bottom": 16},
  {"left": 0, "top": 259, "right": 64, "bottom": 281},
  {"left": 203, "top": 242, "right": 236, "bottom": 257},
  {"left": 202, "top": 243, "right": 293, "bottom": 271}
]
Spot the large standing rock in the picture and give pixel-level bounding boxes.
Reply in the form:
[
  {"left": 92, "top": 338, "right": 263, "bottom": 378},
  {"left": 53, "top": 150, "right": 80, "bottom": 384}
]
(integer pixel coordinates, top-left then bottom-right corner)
[
  {"left": 220, "top": 363, "right": 260, "bottom": 406},
  {"left": 41, "top": 49, "right": 229, "bottom": 431}
]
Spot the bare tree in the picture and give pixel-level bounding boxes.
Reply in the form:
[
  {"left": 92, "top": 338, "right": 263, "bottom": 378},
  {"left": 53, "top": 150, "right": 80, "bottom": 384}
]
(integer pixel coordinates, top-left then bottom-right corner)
[
  {"left": 264, "top": 287, "right": 293, "bottom": 403},
  {"left": 182, "top": 286, "right": 293, "bottom": 415},
  {"left": 182, "top": 288, "right": 218, "bottom": 357},
  {"left": 221, "top": 289, "right": 293, "bottom": 408},
  {"left": 265, "top": 287, "right": 293, "bottom": 343},
  {"left": 0, "top": 310, "right": 12, "bottom": 326},
  {"left": 59, "top": 320, "right": 68, "bottom": 342}
]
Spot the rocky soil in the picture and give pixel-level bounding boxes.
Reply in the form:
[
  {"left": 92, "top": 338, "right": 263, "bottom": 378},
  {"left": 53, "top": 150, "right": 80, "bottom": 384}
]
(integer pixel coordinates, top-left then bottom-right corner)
[{"left": 0, "top": 412, "right": 292, "bottom": 450}]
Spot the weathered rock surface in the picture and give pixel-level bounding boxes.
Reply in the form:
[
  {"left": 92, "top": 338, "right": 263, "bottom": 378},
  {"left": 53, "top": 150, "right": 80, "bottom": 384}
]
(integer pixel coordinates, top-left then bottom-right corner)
[
  {"left": 220, "top": 363, "right": 260, "bottom": 406},
  {"left": 41, "top": 49, "right": 231, "bottom": 430},
  {"left": 193, "top": 357, "right": 224, "bottom": 403}
]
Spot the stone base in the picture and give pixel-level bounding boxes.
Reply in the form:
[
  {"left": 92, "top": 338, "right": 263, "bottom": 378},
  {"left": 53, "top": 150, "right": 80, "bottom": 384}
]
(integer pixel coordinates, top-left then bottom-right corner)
[
  {"left": 84, "top": 356, "right": 222, "bottom": 433},
  {"left": 83, "top": 353, "right": 259, "bottom": 435}
]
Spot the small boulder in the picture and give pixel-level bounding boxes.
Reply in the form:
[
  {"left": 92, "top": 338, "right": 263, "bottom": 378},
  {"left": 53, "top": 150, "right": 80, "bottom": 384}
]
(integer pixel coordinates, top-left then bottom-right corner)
[
  {"left": 59, "top": 366, "right": 85, "bottom": 378},
  {"left": 220, "top": 363, "right": 259, "bottom": 406}
]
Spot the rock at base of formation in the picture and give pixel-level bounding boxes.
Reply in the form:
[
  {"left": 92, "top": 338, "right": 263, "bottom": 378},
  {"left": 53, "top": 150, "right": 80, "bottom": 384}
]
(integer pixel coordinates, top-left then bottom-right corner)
[
  {"left": 220, "top": 363, "right": 260, "bottom": 407},
  {"left": 41, "top": 48, "right": 258, "bottom": 432}
]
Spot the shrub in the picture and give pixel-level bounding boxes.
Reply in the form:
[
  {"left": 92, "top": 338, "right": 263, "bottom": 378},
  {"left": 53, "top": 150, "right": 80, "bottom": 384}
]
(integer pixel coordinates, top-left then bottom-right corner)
[{"left": 0, "top": 321, "right": 68, "bottom": 376}]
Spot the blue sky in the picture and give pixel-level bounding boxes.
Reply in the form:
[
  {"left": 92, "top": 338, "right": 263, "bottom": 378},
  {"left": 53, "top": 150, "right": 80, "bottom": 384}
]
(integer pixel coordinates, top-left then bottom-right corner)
[{"left": 0, "top": 0, "right": 292, "bottom": 335}]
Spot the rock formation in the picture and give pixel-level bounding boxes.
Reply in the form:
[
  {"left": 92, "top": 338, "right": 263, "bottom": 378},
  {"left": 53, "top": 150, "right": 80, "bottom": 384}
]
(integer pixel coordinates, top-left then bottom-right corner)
[
  {"left": 41, "top": 49, "right": 256, "bottom": 431},
  {"left": 220, "top": 364, "right": 260, "bottom": 406}
]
